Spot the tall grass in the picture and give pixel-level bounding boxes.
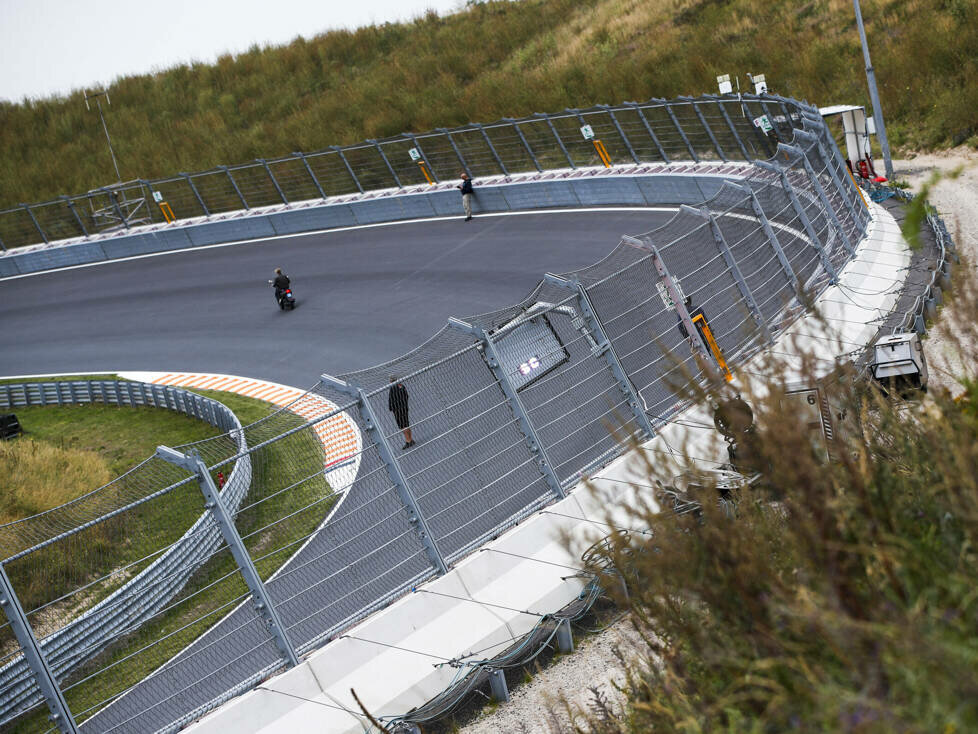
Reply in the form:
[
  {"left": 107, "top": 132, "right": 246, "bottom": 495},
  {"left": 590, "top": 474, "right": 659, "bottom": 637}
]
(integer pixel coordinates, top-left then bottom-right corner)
[
  {"left": 554, "top": 272, "right": 978, "bottom": 731},
  {"left": 1, "top": 0, "right": 975, "bottom": 210},
  {"left": 0, "top": 439, "right": 111, "bottom": 524}
]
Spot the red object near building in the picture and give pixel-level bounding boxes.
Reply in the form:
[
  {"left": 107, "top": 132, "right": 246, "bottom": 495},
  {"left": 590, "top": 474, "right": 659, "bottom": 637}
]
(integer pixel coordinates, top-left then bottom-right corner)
[{"left": 216, "top": 471, "right": 225, "bottom": 489}]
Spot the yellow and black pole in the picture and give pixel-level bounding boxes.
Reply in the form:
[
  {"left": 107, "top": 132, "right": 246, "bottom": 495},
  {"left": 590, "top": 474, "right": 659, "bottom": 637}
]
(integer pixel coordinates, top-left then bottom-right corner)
[
  {"left": 580, "top": 124, "right": 612, "bottom": 168},
  {"left": 408, "top": 147, "right": 435, "bottom": 185},
  {"left": 151, "top": 189, "right": 176, "bottom": 223}
]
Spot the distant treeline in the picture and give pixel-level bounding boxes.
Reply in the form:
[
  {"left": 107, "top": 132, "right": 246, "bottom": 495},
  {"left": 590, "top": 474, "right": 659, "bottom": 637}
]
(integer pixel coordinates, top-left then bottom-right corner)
[{"left": 1, "top": 0, "right": 974, "bottom": 209}]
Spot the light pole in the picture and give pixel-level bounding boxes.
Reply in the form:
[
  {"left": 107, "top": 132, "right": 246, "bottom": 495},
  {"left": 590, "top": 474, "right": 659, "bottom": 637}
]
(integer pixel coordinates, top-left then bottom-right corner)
[
  {"left": 85, "top": 90, "right": 123, "bottom": 183},
  {"left": 852, "top": 0, "right": 893, "bottom": 180}
]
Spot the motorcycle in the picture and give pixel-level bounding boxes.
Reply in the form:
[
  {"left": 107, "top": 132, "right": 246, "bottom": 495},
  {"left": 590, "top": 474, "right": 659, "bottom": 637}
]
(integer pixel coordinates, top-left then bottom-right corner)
[{"left": 268, "top": 280, "right": 296, "bottom": 310}]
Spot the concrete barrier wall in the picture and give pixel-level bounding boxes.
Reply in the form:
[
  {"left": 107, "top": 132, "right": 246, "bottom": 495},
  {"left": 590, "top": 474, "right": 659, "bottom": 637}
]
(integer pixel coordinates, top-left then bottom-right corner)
[{"left": 1, "top": 170, "right": 738, "bottom": 277}]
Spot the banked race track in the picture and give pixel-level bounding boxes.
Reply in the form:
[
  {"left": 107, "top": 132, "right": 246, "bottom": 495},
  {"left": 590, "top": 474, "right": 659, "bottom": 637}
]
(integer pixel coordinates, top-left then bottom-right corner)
[{"left": 0, "top": 95, "right": 909, "bottom": 734}]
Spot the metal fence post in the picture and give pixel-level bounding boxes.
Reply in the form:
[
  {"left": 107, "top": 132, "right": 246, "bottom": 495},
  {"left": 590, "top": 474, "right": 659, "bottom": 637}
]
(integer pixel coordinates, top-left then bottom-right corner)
[
  {"left": 683, "top": 205, "right": 773, "bottom": 344},
  {"left": 258, "top": 159, "right": 288, "bottom": 204},
  {"left": 437, "top": 128, "right": 470, "bottom": 177},
  {"left": 684, "top": 97, "right": 726, "bottom": 162},
  {"left": 627, "top": 102, "right": 669, "bottom": 163},
  {"left": 755, "top": 160, "right": 839, "bottom": 283},
  {"left": 219, "top": 166, "right": 248, "bottom": 210},
  {"left": 709, "top": 97, "right": 752, "bottom": 161},
  {"left": 795, "top": 125, "right": 862, "bottom": 227},
  {"left": 294, "top": 152, "right": 327, "bottom": 200},
  {"left": 597, "top": 106, "right": 639, "bottom": 164},
  {"left": 504, "top": 118, "right": 542, "bottom": 172},
  {"left": 730, "top": 182, "right": 801, "bottom": 298},
  {"left": 474, "top": 123, "right": 508, "bottom": 175},
  {"left": 0, "top": 564, "right": 79, "bottom": 734},
  {"left": 319, "top": 375, "right": 448, "bottom": 575},
  {"left": 21, "top": 204, "right": 48, "bottom": 244},
  {"left": 655, "top": 99, "right": 698, "bottom": 162},
  {"left": 780, "top": 143, "right": 855, "bottom": 255},
  {"left": 332, "top": 146, "right": 366, "bottom": 193},
  {"left": 61, "top": 196, "right": 88, "bottom": 237},
  {"left": 0, "top": 233, "right": 6, "bottom": 252},
  {"left": 621, "top": 235, "right": 720, "bottom": 381},
  {"left": 181, "top": 173, "right": 210, "bottom": 216},
  {"left": 534, "top": 113, "right": 575, "bottom": 169},
  {"left": 447, "top": 318, "right": 567, "bottom": 500},
  {"left": 543, "top": 274, "right": 656, "bottom": 439},
  {"left": 155, "top": 446, "right": 300, "bottom": 667},
  {"left": 366, "top": 139, "right": 396, "bottom": 188},
  {"left": 403, "top": 134, "right": 439, "bottom": 183}
]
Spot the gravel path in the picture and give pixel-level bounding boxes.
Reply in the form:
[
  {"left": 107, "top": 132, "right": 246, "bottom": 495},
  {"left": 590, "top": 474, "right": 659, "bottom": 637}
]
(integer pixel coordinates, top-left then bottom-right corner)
[
  {"left": 892, "top": 148, "right": 978, "bottom": 395},
  {"left": 457, "top": 149, "right": 977, "bottom": 734}
]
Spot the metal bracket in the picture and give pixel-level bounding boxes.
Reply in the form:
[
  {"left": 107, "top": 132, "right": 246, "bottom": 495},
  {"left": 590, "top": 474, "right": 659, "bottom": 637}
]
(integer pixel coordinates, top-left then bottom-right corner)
[
  {"left": 318, "top": 376, "right": 448, "bottom": 575},
  {"left": 155, "top": 446, "right": 300, "bottom": 667},
  {"left": 0, "top": 564, "right": 79, "bottom": 733},
  {"left": 543, "top": 273, "right": 656, "bottom": 440},
  {"left": 258, "top": 159, "right": 288, "bottom": 204},
  {"left": 180, "top": 173, "right": 209, "bottom": 216},
  {"left": 218, "top": 166, "right": 248, "bottom": 210},
  {"left": 446, "top": 318, "right": 566, "bottom": 499},
  {"left": 755, "top": 160, "right": 839, "bottom": 283}
]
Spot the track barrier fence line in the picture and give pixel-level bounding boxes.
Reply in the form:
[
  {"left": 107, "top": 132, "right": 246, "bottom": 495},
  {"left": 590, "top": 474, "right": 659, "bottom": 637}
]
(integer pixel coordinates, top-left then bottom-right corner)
[
  {"left": 0, "top": 95, "right": 890, "bottom": 734},
  {"left": 4, "top": 93, "right": 820, "bottom": 252}
]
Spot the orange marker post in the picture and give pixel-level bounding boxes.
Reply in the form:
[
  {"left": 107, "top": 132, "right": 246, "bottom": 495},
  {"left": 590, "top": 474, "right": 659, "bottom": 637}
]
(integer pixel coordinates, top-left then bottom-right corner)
[
  {"left": 159, "top": 201, "right": 175, "bottom": 223},
  {"left": 592, "top": 140, "right": 612, "bottom": 168},
  {"left": 693, "top": 313, "right": 733, "bottom": 382}
]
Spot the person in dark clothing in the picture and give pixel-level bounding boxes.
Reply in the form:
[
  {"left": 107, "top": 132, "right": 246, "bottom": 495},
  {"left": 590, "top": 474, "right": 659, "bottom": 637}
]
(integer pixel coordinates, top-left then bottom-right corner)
[
  {"left": 677, "top": 296, "right": 705, "bottom": 341},
  {"left": 388, "top": 376, "right": 414, "bottom": 449},
  {"left": 271, "top": 268, "right": 290, "bottom": 302},
  {"left": 457, "top": 172, "right": 474, "bottom": 221}
]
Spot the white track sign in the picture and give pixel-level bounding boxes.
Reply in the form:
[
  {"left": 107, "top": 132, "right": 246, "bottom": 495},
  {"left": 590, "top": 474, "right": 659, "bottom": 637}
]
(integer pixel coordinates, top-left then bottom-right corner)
[
  {"left": 753, "top": 115, "right": 774, "bottom": 134},
  {"left": 656, "top": 280, "right": 687, "bottom": 311},
  {"left": 580, "top": 124, "right": 595, "bottom": 140},
  {"left": 152, "top": 190, "right": 163, "bottom": 203},
  {"left": 408, "top": 147, "right": 421, "bottom": 162}
]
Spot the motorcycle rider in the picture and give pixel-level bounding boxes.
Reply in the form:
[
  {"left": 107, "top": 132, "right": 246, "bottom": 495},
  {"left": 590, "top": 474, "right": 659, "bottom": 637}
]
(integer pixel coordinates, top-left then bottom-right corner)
[{"left": 271, "top": 268, "right": 290, "bottom": 305}]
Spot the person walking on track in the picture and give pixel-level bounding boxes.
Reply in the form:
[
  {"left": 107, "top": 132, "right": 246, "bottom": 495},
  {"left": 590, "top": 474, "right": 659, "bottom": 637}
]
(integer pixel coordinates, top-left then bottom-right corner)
[{"left": 458, "top": 172, "right": 474, "bottom": 221}]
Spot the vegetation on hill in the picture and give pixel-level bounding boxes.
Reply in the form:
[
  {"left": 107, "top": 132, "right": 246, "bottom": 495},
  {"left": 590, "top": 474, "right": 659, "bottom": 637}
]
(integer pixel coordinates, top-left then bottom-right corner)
[
  {"left": 563, "top": 284, "right": 978, "bottom": 732},
  {"left": 1, "top": 0, "right": 975, "bottom": 210}
]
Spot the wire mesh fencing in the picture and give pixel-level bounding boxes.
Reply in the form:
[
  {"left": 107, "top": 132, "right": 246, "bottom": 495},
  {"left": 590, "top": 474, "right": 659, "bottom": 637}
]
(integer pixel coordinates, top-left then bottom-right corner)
[
  {"left": 0, "top": 96, "right": 889, "bottom": 734},
  {"left": 1, "top": 94, "right": 824, "bottom": 252}
]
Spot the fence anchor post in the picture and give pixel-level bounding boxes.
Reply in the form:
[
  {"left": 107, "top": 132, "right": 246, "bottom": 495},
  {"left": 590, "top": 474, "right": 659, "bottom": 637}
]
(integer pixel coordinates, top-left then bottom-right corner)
[
  {"left": 155, "top": 445, "right": 300, "bottom": 668},
  {"left": 0, "top": 564, "right": 80, "bottom": 734}
]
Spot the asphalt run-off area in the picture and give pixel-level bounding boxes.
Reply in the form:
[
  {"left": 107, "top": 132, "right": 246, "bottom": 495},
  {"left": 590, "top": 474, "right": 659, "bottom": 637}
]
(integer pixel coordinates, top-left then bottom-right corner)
[{"left": 0, "top": 209, "right": 675, "bottom": 385}]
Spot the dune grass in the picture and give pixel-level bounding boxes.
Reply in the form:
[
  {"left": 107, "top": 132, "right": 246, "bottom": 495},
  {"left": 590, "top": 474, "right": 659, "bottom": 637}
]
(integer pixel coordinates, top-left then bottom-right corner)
[{"left": 0, "top": 0, "right": 975, "bottom": 217}]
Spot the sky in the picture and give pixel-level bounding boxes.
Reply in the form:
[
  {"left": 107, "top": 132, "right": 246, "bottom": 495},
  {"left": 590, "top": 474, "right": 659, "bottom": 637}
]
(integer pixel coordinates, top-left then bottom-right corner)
[{"left": 0, "top": 0, "right": 462, "bottom": 103}]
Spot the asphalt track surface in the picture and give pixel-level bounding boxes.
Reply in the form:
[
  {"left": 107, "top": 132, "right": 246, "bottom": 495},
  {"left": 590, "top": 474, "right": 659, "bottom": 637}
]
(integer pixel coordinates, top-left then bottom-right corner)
[{"left": 0, "top": 210, "right": 675, "bottom": 387}]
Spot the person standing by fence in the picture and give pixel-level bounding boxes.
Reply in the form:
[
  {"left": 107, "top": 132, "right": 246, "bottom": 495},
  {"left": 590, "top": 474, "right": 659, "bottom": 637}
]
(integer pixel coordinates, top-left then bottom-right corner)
[
  {"left": 388, "top": 376, "right": 414, "bottom": 449},
  {"left": 458, "top": 172, "right": 474, "bottom": 221}
]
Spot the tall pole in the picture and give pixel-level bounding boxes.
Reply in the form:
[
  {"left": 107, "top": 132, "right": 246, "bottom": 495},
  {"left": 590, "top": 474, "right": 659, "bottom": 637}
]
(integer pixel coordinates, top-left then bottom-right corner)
[
  {"left": 85, "top": 91, "right": 123, "bottom": 183},
  {"left": 852, "top": 0, "right": 893, "bottom": 180}
]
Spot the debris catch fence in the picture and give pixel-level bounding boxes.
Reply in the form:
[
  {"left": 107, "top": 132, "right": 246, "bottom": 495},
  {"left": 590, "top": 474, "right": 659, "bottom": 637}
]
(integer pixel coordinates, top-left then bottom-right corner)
[{"left": 0, "top": 95, "right": 878, "bottom": 734}]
